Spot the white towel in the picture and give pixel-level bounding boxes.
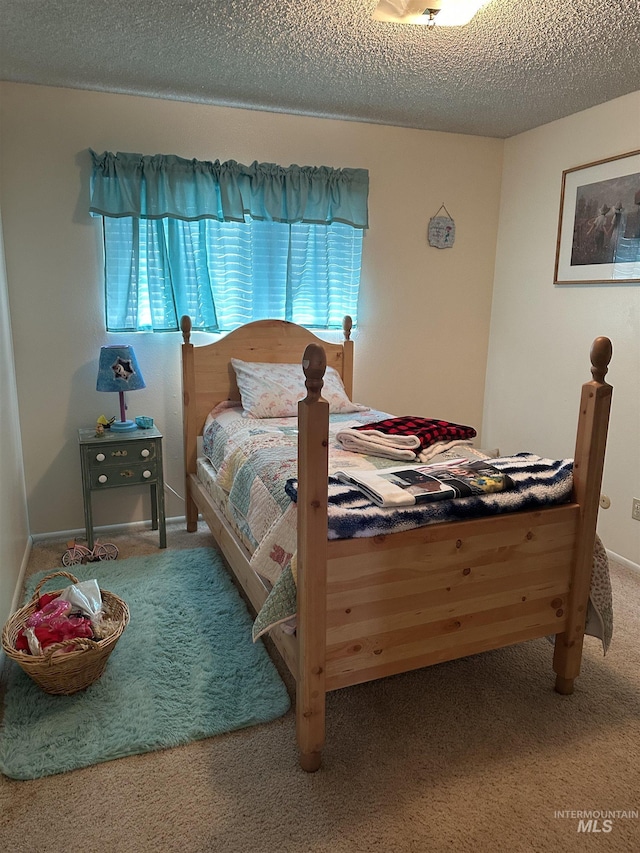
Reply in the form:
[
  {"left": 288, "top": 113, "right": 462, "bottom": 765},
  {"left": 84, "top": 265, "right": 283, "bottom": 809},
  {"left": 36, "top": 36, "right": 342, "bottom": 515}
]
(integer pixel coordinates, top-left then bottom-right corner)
[
  {"left": 335, "top": 428, "right": 421, "bottom": 461},
  {"left": 336, "top": 428, "right": 473, "bottom": 463},
  {"left": 418, "top": 439, "right": 473, "bottom": 462}
]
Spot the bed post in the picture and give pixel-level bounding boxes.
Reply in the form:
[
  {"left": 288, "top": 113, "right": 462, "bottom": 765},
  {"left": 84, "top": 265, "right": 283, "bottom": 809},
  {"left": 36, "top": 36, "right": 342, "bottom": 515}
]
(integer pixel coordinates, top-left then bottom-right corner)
[
  {"left": 296, "top": 343, "right": 329, "bottom": 772},
  {"left": 180, "top": 315, "right": 200, "bottom": 532},
  {"left": 342, "top": 315, "right": 354, "bottom": 400},
  {"left": 553, "top": 336, "right": 613, "bottom": 694}
]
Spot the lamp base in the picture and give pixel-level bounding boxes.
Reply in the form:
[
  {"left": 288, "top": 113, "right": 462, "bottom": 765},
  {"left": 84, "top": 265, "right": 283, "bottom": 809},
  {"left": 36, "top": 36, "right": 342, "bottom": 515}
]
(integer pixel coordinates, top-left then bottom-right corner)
[{"left": 110, "top": 419, "right": 139, "bottom": 432}]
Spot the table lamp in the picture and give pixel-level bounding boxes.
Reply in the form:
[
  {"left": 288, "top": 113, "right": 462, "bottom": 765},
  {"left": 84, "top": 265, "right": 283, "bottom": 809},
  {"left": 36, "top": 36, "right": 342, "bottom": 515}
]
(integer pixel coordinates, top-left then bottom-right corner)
[{"left": 96, "top": 345, "right": 146, "bottom": 431}]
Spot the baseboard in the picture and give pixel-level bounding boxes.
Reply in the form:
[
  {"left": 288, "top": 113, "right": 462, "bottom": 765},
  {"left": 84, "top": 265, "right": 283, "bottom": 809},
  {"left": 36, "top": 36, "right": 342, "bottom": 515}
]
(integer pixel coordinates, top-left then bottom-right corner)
[
  {"left": 30, "top": 516, "right": 187, "bottom": 543},
  {"left": 9, "top": 536, "right": 32, "bottom": 617},
  {"left": 1, "top": 535, "right": 33, "bottom": 684},
  {"left": 606, "top": 548, "right": 640, "bottom": 574}
]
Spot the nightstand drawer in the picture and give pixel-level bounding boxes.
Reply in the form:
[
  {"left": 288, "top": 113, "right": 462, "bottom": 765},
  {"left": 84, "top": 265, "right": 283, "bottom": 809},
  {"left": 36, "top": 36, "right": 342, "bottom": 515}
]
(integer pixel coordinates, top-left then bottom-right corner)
[
  {"left": 86, "top": 441, "right": 157, "bottom": 468},
  {"left": 89, "top": 461, "right": 158, "bottom": 489}
]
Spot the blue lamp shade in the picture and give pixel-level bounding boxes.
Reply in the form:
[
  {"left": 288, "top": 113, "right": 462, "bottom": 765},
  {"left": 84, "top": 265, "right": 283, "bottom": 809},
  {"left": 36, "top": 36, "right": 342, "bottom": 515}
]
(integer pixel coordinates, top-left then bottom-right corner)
[{"left": 96, "top": 345, "right": 146, "bottom": 431}]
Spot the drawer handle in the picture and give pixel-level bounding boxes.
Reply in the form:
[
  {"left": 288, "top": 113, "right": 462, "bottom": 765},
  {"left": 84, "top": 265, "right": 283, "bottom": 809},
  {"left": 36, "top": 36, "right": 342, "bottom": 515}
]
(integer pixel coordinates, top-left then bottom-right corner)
[
  {"left": 98, "top": 475, "right": 108, "bottom": 484},
  {"left": 96, "top": 453, "right": 106, "bottom": 463},
  {"left": 143, "top": 470, "right": 152, "bottom": 479},
  {"left": 140, "top": 449, "right": 150, "bottom": 458}
]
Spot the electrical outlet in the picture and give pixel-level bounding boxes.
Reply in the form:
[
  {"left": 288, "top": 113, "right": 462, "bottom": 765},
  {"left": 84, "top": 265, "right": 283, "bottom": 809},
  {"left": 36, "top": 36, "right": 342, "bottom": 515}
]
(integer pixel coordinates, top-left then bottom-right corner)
[{"left": 632, "top": 498, "right": 640, "bottom": 522}]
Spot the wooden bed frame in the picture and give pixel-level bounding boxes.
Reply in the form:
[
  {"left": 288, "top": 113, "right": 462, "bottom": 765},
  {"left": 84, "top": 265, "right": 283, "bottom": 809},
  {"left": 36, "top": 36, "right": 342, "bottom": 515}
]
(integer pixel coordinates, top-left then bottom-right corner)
[{"left": 180, "top": 315, "right": 613, "bottom": 772}]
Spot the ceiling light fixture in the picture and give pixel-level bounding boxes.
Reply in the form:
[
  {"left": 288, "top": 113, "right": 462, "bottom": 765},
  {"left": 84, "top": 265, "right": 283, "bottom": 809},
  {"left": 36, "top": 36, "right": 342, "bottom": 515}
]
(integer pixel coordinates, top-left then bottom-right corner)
[
  {"left": 422, "top": 8, "right": 440, "bottom": 28},
  {"left": 372, "top": 0, "right": 492, "bottom": 28}
]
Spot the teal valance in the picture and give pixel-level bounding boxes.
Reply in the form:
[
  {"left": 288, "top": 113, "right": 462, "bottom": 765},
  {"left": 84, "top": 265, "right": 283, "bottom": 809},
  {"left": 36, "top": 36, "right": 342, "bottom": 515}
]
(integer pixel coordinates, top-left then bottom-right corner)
[{"left": 89, "top": 150, "right": 369, "bottom": 229}]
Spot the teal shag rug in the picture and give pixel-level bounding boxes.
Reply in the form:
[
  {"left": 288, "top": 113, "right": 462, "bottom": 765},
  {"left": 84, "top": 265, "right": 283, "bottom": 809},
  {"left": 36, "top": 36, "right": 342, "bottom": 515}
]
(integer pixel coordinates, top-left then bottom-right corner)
[{"left": 0, "top": 548, "right": 290, "bottom": 780}]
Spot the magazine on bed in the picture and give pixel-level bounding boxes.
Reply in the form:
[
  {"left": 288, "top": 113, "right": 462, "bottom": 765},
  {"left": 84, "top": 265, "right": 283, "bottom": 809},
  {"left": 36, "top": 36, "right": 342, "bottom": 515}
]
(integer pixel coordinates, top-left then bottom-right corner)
[{"left": 334, "top": 459, "right": 515, "bottom": 508}]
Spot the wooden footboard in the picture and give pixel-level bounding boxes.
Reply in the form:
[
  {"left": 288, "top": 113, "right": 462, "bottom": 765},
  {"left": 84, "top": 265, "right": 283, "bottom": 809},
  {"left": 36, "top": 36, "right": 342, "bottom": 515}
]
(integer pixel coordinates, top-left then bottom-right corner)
[
  {"left": 294, "top": 334, "right": 612, "bottom": 771},
  {"left": 323, "top": 504, "right": 579, "bottom": 690},
  {"left": 181, "top": 317, "right": 613, "bottom": 773}
]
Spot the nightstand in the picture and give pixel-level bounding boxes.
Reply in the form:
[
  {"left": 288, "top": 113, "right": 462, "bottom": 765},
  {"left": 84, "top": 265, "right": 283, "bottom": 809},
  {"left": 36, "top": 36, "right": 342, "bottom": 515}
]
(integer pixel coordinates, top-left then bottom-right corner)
[{"left": 78, "top": 425, "right": 167, "bottom": 549}]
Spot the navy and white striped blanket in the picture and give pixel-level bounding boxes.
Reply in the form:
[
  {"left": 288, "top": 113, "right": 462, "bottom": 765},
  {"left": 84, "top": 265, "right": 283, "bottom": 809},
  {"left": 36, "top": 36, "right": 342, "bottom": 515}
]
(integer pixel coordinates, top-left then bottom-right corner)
[{"left": 285, "top": 453, "right": 574, "bottom": 539}]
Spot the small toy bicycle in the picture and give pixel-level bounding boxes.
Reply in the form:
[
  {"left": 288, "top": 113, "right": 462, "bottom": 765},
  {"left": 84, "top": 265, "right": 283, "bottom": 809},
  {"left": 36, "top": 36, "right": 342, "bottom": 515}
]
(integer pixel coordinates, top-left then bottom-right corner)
[{"left": 61, "top": 539, "right": 119, "bottom": 567}]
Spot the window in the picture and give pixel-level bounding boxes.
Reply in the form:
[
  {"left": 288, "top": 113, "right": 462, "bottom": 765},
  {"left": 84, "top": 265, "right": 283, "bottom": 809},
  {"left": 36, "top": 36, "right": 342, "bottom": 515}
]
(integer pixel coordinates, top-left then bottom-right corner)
[{"left": 90, "top": 152, "right": 369, "bottom": 333}]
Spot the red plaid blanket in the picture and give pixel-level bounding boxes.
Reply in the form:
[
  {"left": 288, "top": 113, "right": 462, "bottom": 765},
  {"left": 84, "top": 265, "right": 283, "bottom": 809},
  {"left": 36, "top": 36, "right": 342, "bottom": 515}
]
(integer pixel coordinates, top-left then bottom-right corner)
[{"left": 354, "top": 416, "right": 477, "bottom": 450}]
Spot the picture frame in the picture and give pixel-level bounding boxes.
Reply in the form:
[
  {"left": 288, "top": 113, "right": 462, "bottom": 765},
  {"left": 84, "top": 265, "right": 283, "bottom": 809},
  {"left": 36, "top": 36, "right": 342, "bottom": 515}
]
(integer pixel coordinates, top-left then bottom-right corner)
[{"left": 554, "top": 149, "right": 640, "bottom": 285}]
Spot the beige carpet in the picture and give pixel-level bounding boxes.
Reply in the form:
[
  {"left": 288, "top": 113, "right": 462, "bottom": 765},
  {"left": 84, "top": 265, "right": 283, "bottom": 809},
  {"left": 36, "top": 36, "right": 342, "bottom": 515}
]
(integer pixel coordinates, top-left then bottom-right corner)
[{"left": 1, "top": 520, "right": 638, "bottom": 853}]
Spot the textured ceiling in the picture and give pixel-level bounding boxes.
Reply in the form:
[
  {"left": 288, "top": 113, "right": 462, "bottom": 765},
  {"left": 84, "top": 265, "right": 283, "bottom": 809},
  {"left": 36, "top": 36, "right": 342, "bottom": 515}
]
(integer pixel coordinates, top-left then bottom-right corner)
[{"left": 1, "top": 0, "right": 639, "bottom": 138}]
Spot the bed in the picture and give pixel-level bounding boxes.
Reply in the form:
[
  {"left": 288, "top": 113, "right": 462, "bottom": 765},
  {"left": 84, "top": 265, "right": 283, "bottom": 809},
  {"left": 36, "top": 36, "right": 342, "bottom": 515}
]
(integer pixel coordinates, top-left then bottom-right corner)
[{"left": 180, "top": 315, "right": 613, "bottom": 771}]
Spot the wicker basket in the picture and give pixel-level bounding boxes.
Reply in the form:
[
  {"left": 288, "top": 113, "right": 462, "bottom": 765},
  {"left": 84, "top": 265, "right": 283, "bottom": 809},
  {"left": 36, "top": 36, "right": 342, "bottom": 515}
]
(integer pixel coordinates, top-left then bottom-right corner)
[{"left": 1, "top": 570, "right": 129, "bottom": 695}]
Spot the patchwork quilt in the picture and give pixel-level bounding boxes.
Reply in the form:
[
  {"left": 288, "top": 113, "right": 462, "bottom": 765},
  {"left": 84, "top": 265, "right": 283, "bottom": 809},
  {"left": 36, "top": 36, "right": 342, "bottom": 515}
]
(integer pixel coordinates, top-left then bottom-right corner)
[{"left": 200, "top": 403, "right": 613, "bottom": 651}]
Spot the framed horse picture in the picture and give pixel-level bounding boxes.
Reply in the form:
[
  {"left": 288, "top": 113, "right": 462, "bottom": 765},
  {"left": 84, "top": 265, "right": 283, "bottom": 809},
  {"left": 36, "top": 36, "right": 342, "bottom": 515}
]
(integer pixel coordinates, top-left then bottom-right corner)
[{"left": 554, "top": 150, "right": 640, "bottom": 284}]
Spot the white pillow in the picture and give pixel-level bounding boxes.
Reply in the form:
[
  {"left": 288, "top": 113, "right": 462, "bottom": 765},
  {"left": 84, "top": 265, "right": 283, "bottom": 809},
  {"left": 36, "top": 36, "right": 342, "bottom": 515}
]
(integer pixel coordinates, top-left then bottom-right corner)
[{"left": 230, "top": 358, "right": 366, "bottom": 418}]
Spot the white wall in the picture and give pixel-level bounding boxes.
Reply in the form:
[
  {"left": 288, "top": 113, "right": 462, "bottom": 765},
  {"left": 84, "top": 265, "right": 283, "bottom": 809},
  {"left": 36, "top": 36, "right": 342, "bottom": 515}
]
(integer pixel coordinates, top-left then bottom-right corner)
[
  {"left": 0, "top": 83, "right": 503, "bottom": 541},
  {"left": 0, "top": 204, "right": 30, "bottom": 628},
  {"left": 485, "top": 91, "right": 640, "bottom": 564}
]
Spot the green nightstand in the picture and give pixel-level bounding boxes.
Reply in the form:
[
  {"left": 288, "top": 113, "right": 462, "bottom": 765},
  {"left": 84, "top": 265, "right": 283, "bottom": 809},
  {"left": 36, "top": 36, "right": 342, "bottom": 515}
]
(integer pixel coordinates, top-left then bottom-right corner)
[{"left": 78, "top": 425, "right": 167, "bottom": 549}]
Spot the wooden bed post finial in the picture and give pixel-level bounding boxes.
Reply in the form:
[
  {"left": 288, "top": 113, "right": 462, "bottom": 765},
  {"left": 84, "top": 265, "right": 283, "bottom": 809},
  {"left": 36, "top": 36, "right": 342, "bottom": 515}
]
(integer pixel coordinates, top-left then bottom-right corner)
[
  {"left": 590, "top": 336, "right": 612, "bottom": 383},
  {"left": 180, "top": 315, "right": 192, "bottom": 345},
  {"left": 343, "top": 315, "right": 352, "bottom": 341},
  {"left": 302, "top": 343, "right": 327, "bottom": 402}
]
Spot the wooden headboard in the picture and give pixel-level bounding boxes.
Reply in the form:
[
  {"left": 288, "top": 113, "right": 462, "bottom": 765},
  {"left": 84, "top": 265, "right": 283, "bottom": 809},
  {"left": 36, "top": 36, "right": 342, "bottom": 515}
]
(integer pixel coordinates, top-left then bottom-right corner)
[{"left": 181, "top": 315, "right": 354, "bottom": 474}]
